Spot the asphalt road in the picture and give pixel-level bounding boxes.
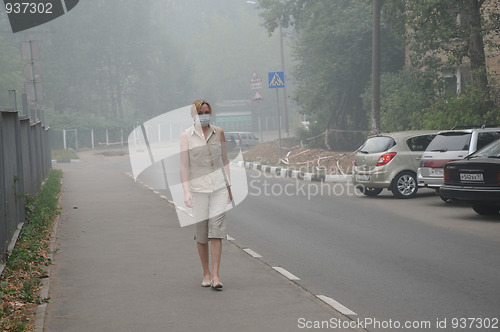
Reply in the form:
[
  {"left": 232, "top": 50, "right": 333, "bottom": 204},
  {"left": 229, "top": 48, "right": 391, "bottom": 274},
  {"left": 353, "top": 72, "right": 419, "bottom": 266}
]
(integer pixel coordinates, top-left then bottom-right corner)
[
  {"left": 228, "top": 169, "right": 500, "bottom": 329},
  {"left": 134, "top": 160, "right": 500, "bottom": 330}
]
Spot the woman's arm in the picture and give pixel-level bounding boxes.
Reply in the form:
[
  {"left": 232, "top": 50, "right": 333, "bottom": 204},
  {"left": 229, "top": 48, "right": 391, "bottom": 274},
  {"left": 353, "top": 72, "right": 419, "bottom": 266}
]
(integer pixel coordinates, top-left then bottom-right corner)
[
  {"left": 219, "top": 129, "right": 230, "bottom": 183},
  {"left": 180, "top": 131, "right": 192, "bottom": 207}
]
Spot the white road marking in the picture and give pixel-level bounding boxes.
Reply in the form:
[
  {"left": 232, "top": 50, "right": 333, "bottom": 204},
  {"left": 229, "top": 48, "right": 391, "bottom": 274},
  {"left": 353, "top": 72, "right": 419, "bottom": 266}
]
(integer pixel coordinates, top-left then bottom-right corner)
[
  {"left": 243, "top": 248, "right": 262, "bottom": 258},
  {"left": 130, "top": 171, "right": 356, "bottom": 319},
  {"left": 316, "top": 295, "right": 357, "bottom": 316},
  {"left": 272, "top": 266, "right": 300, "bottom": 280}
]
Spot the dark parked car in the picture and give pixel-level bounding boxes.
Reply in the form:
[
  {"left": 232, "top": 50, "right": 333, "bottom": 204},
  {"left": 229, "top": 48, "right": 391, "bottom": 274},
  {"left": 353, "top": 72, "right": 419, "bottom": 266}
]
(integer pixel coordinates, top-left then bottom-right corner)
[{"left": 440, "top": 139, "right": 500, "bottom": 215}]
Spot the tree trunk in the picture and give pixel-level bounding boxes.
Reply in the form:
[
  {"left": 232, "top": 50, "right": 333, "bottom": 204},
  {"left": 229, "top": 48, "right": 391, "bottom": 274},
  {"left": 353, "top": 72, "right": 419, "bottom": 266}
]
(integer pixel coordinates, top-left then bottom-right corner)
[
  {"left": 324, "top": 89, "right": 350, "bottom": 150},
  {"left": 466, "top": 0, "right": 490, "bottom": 103}
]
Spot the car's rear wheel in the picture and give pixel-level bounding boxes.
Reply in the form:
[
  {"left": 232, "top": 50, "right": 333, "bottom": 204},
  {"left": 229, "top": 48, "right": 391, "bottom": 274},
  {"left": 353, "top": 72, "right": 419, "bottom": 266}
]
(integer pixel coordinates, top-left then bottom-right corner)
[
  {"left": 392, "top": 171, "right": 418, "bottom": 199},
  {"left": 472, "top": 205, "right": 500, "bottom": 215},
  {"left": 357, "top": 186, "right": 383, "bottom": 197}
]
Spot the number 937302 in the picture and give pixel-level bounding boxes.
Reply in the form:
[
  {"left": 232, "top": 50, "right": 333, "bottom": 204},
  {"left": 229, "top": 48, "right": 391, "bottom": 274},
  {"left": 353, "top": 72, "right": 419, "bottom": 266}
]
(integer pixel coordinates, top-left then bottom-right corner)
[{"left": 5, "top": 2, "right": 53, "bottom": 14}]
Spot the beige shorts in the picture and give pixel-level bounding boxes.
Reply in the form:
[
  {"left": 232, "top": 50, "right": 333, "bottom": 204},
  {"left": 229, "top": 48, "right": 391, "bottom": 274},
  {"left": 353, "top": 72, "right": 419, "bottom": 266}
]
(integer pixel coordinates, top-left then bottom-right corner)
[{"left": 192, "top": 188, "right": 228, "bottom": 244}]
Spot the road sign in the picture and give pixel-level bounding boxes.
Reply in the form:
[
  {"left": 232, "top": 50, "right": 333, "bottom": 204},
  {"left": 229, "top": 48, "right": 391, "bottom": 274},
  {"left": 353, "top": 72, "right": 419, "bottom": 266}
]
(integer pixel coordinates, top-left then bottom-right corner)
[
  {"left": 250, "top": 71, "right": 263, "bottom": 90},
  {"left": 21, "top": 41, "right": 40, "bottom": 60},
  {"left": 24, "top": 63, "right": 42, "bottom": 81},
  {"left": 252, "top": 90, "right": 264, "bottom": 102},
  {"left": 250, "top": 71, "right": 262, "bottom": 83},
  {"left": 251, "top": 82, "right": 262, "bottom": 90},
  {"left": 268, "top": 71, "right": 285, "bottom": 88},
  {"left": 24, "top": 81, "right": 43, "bottom": 101}
]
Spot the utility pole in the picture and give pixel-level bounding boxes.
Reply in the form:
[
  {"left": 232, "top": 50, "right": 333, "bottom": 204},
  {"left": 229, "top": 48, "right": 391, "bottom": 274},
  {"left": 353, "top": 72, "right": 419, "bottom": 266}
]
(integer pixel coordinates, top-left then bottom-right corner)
[
  {"left": 279, "top": 25, "right": 290, "bottom": 137},
  {"left": 371, "top": 0, "right": 381, "bottom": 134},
  {"left": 21, "top": 40, "right": 43, "bottom": 122}
]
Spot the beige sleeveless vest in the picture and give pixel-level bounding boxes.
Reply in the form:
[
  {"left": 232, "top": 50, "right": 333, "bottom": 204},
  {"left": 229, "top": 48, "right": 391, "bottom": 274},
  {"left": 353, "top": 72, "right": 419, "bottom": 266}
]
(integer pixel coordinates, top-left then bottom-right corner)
[{"left": 185, "top": 125, "right": 226, "bottom": 193}]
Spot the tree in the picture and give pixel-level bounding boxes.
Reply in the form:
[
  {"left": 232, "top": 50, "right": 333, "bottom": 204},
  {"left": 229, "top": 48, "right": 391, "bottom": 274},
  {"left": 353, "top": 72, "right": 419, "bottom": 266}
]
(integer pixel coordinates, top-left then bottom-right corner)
[
  {"left": 39, "top": 0, "right": 195, "bottom": 123},
  {"left": 0, "top": 34, "right": 24, "bottom": 107},
  {"left": 39, "top": 0, "right": 280, "bottom": 125},
  {"left": 393, "top": 0, "right": 498, "bottom": 117},
  {"left": 259, "top": 0, "right": 405, "bottom": 149},
  {"left": 362, "top": 68, "right": 436, "bottom": 132}
]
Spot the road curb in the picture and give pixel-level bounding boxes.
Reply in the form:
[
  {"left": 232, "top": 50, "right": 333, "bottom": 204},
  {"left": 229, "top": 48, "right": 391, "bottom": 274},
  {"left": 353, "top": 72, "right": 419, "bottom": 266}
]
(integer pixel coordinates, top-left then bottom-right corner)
[
  {"left": 52, "top": 159, "right": 81, "bottom": 163},
  {"left": 241, "top": 161, "right": 352, "bottom": 183}
]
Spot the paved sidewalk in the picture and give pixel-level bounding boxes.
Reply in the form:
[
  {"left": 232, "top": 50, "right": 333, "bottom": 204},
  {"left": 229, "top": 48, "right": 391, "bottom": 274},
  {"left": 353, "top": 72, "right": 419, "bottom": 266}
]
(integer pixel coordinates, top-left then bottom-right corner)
[{"left": 43, "top": 151, "right": 361, "bottom": 332}]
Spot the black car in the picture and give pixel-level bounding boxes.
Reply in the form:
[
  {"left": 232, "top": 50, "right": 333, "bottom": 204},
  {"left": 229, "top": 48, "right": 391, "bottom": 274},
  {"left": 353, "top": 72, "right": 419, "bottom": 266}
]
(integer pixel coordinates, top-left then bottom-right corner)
[{"left": 440, "top": 139, "right": 500, "bottom": 215}]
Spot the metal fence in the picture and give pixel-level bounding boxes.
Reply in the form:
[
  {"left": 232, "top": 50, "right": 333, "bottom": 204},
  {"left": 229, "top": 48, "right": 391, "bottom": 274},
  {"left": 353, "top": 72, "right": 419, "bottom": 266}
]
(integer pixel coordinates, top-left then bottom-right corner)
[
  {"left": 50, "top": 127, "right": 129, "bottom": 150},
  {"left": 0, "top": 107, "right": 51, "bottom": 266}
]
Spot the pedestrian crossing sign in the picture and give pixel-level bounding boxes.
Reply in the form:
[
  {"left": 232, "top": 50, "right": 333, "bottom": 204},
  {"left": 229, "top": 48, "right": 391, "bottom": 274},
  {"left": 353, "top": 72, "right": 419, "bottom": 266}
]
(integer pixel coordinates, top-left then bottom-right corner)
[{"left": 268, "top": 71, "right": 285, "bottom": 88}]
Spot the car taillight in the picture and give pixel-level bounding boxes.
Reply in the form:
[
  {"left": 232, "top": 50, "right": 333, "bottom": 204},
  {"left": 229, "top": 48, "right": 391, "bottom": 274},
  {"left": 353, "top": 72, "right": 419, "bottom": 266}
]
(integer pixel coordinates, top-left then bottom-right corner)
[
  {"left": 444, "top": 169, "right": 450, "bottom": 183},
  {"left": 497, "top": 172, "right": 500, "bottom": 185},
  {"left": 376, "top": 152, "right": 397, "bottom": 166},
  {"left": 420, "top": 159, "right": 456, "bottom": 168}
]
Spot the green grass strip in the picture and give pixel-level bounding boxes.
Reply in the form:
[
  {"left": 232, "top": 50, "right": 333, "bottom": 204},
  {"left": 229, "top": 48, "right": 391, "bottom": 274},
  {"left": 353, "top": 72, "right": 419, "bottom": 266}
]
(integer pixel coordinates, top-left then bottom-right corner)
[{"left": 0, "top": 169, "right": 63, "bottom": 331}]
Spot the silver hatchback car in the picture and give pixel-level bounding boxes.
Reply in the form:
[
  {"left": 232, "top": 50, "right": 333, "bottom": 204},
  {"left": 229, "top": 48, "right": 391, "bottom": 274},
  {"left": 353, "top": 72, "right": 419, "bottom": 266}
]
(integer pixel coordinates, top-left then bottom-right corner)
[
  {"left": 417, "top": 127, "right": 500, "bottom": 190},
  {"left": 352, "top": 131, "right": 438, "bottom": 198}
]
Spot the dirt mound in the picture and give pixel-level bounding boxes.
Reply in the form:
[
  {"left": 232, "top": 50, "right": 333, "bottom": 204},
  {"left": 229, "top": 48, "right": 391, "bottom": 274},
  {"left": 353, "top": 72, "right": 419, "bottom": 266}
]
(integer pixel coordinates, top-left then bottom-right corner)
[{"left": 241, "top": 138, "right": 355, "bottom": 175}]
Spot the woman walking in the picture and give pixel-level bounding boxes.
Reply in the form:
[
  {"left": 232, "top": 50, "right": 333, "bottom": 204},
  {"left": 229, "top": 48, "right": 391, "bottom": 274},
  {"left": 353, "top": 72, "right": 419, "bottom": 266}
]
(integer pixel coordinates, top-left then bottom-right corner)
[{"left": 180, "top": 99, "right": 231, "bottom": 289}]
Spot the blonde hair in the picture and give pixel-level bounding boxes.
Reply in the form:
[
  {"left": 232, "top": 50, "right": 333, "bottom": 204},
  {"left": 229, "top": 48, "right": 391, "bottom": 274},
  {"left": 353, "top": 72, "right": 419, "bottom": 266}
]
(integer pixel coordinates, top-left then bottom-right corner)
[{"left": 192, "top": 99, "right": 212, "bottom": 117}]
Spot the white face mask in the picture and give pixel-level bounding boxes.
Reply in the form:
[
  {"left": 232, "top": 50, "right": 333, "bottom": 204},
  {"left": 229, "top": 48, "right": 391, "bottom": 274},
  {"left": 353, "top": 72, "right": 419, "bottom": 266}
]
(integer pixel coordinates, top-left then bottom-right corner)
[{"left": 198, "top": 114, "right": 211, "bottom": 127}]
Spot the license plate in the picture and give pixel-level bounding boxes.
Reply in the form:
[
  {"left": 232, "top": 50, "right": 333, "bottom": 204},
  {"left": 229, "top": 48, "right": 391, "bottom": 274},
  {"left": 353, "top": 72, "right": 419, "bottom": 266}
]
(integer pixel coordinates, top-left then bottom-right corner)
[
  {"left": 431, "top": 168, "right": 444, "bottom": 176},
  {"left": 356, "top": 174, "right": 370, "bottom": 182},
  {"left": 460, "top": 173, "right": 484, "bottom": 182}
]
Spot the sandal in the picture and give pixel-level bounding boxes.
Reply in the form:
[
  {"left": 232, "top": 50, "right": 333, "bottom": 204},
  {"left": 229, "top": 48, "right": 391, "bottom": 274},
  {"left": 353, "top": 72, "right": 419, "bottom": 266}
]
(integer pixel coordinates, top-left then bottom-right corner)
[{"left": 211, "top": 280, "right": 223, "bottom": 289}]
